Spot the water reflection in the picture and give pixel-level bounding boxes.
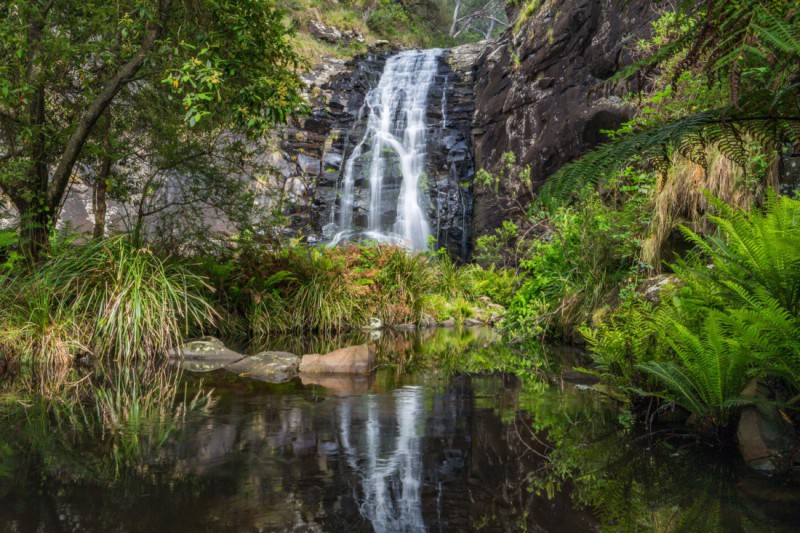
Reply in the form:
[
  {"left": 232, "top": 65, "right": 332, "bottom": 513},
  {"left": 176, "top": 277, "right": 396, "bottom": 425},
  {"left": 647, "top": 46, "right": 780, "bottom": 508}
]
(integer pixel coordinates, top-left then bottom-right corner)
[{"left": 1, "top": 332, "right": 799, "bottom": 532}]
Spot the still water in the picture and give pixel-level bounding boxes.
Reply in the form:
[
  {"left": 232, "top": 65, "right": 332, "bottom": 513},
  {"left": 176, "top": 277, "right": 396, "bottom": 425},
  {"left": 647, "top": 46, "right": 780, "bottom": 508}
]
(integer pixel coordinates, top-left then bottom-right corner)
[{"left": 1, "top": 329, "right": 798, "bottom": 532}]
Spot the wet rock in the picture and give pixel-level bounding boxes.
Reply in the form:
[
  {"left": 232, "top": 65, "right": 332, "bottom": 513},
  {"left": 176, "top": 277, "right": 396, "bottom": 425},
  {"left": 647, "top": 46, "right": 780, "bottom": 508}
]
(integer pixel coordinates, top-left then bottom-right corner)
[
  {"left": 439, "top": 317, "right": 456, "bottom": 328},
  {"left": 226, "top": 351, "right": 301, "bottom": 383},
  {"left": 471, "top": 0, "right": 656, "bottom": 240},
  {"left": 169, "top": 337, "right": 245, "bottom": 364},
  {"left": 299, "top": 344, "right": 376, "bottom": 374},
  {"left": 737, "top": 380, "right": 797, "bottom": 474},
  {"left": 394, "top": 323, "right": 417, "bottom": 332}
]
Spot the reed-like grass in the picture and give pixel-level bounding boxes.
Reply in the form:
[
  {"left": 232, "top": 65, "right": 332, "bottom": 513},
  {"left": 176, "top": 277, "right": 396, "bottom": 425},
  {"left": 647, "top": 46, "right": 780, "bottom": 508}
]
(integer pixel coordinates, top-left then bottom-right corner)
[{"left": 0, "top": 237, "right": 216, "bottom": 398}]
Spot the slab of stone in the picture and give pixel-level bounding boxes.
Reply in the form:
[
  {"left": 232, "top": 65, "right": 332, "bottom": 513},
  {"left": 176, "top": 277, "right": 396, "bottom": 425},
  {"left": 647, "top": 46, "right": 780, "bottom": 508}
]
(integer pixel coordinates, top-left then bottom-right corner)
[
  {"left": 299, "top": 344, "right": 376, "bottom": 375},
  {"left": 169, "top": 337, "right": 246, "bottom": 364},
  {"left": 226, "top": 351, "right": 301, "bottom": 383}
]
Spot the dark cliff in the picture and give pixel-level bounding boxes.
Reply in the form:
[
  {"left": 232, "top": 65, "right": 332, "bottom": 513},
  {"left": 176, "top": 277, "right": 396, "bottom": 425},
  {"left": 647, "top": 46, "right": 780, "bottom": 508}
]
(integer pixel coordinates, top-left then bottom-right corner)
[{"left": 467, "top": 0, "right": 656, "bottom": 238}]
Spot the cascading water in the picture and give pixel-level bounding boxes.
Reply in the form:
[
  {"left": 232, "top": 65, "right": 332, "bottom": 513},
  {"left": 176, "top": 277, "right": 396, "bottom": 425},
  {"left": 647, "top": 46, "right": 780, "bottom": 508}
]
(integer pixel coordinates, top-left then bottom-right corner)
[{"left": 330, "top": 49, "right": 442, "bottom": 250}]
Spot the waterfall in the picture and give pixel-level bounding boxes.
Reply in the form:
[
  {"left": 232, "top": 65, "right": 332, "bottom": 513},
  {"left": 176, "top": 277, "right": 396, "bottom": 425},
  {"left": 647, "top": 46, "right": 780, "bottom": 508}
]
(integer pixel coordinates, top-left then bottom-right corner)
[{"left": 331, "top": 49, "right": 442, "bottom": 250}]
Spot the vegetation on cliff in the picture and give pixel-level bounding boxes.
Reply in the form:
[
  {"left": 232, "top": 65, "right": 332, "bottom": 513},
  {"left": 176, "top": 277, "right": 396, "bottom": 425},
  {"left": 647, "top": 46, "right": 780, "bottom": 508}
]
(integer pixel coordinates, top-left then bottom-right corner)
[{"left": 477, "top": 0, "right": 800, "bottom": 439}]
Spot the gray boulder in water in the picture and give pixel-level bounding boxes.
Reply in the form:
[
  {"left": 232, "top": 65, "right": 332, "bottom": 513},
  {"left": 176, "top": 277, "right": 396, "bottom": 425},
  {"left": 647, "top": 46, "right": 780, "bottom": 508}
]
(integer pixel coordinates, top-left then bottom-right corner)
[
  {"left": 226, "top": 351, "right": 301, "bottom": 383},
  {"left": 169, "top": 337, "right": 246, "bottom": 372}
]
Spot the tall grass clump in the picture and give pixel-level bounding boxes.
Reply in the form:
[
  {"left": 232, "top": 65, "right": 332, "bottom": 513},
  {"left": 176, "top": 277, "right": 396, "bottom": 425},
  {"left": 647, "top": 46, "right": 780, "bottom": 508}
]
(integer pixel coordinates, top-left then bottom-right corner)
[
  {"left": 195, "top": 242, "right": 499, "bottom": 338},
  {"left": 0, "top": 237, "right": 215, "bottom": 390},
  {"left": 234, "top": 247, "right": 365, "bottom": 337}
]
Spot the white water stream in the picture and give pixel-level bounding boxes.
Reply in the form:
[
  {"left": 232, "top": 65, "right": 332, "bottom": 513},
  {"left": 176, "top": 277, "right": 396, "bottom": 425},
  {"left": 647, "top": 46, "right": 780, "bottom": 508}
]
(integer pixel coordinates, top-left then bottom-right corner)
[{"left": 331, "top": 49, "right": 442, "bottom": 250}]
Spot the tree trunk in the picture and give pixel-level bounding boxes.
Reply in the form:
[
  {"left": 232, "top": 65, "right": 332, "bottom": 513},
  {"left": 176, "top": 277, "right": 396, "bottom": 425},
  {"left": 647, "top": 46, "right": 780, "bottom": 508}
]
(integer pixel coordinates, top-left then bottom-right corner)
[
  {"left": 93, "top": 107, "right": 112, "bottom": 240},
  {"left": 449, "top": 0, "right": 462, "bottom": 36},
  {"left": 19, "top": 206, "right": 51, "bottom": 262},
  {"left": 20, "top": 82, "right": 51, "bottom": 262}
]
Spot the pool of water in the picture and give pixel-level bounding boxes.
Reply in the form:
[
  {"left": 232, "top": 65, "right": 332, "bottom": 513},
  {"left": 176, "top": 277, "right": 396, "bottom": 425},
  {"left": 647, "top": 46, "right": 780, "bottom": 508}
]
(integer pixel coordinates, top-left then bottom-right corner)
[{"left": 1, "top": 329, "right": 799, "bottom": 532}]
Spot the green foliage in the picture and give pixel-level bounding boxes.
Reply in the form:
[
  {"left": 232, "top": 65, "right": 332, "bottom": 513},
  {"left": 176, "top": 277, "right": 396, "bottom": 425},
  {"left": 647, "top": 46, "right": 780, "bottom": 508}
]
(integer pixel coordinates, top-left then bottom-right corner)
[
  {"left": 580, "top": 297, "right": 661, "bottom": 397},
  {"left": 659, "top": 193, "right": 800, "bottom": 391},
  {"left": 638, "top": 311, "right": 755, "bottom": 429},
  {"left": 0, "top": 0, "right": 307, "bottom": 258},
  {"left": 504, "top": 191, "right": 645, "bottom": 340},
  {"left": 195, "top": 243, "right": 503, "bottom": 339},
  {"left": 583, "top": 193, "right": 800, "bottom": 430}
]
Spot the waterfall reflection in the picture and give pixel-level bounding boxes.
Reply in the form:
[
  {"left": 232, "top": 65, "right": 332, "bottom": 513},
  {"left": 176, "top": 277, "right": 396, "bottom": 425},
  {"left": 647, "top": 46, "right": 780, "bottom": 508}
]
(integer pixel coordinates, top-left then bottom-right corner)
[{"left": 338, "top": 387, "right": 425, "bottom": 532}]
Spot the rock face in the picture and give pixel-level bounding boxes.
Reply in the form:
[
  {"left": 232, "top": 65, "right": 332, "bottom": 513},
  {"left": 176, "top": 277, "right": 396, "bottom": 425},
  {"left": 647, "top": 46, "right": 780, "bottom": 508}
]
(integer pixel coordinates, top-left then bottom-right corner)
[
  {"left": 226, "top": 351, "right": 301, "bottom": 383},
  {"left": 468, "top": 0, "right": 655, "bottom": 238},
  {"left": 299, "top": 344, "right": 376, "bottom": 374}
]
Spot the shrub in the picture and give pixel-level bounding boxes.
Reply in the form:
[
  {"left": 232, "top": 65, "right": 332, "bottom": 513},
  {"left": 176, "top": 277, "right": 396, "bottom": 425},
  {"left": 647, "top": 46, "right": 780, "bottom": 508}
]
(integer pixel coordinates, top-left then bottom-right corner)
[{"left": 505, "top": 193, "right": 644, "bottom": 340}]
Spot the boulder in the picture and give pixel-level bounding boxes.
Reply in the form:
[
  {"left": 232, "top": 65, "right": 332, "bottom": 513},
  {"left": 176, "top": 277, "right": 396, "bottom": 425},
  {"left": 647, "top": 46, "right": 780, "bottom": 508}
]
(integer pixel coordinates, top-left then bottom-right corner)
[
  {"left": 299, "top": 344, "right": 376, "bottom": 375},
  {"left": 463, "top": 317, "right": 485, "bottom": 327},
  {"left": 439, "top": 317, "right": 456, "bottom": 328},
  {"left": 225, "top": 351, "right": 301, "bottom": 383},
  {"left": 418, "top": 313, "right": 437, "bottom": 329},
  {"left": 169, "top": 337, "right": 245, "bottom": 364},
  {"left": 737, "top": 380, "right": 797, "bottom": 474}
]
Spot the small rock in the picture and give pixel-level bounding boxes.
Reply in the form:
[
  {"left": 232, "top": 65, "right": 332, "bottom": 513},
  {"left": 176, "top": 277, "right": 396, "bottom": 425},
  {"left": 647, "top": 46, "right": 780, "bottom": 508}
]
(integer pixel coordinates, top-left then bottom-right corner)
[
  {"left": 394, "top": 323, "right": 417, "bottom": 331},
  {"left": 439, "top": 318, "right": 456, "bottom": 328},
  {"left": 299, "top": 344, "right": 376, "bottom": 375},
  {"left": 463, "top": 318, "right": 485, "bottom": 327},
  {"left": 226, "top": 351, "right": 301, "bottom": 383}
]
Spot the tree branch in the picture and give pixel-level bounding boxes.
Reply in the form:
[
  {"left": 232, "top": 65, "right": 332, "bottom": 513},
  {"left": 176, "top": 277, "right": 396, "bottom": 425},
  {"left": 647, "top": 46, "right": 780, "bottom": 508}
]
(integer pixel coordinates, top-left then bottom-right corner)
[{"left": 46, "top": 0, "right": 173, "bottom": 209}]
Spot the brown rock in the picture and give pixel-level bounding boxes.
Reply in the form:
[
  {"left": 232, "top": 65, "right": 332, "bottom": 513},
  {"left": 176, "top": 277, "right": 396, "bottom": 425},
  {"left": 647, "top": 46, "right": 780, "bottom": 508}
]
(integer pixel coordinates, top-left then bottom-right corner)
[
  {"left": 737, "top": 380, "right": 797, "bottom": 473},
  {"left": 299, "top": 343, "right": 376, "bottom": 375}
]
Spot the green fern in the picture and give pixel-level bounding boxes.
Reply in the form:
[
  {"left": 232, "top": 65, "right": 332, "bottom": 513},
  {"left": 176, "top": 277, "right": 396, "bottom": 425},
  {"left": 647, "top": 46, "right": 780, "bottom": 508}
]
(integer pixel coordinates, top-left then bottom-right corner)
[{"left": 638, "top": 311, "right": 755, "bottom": 427}]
